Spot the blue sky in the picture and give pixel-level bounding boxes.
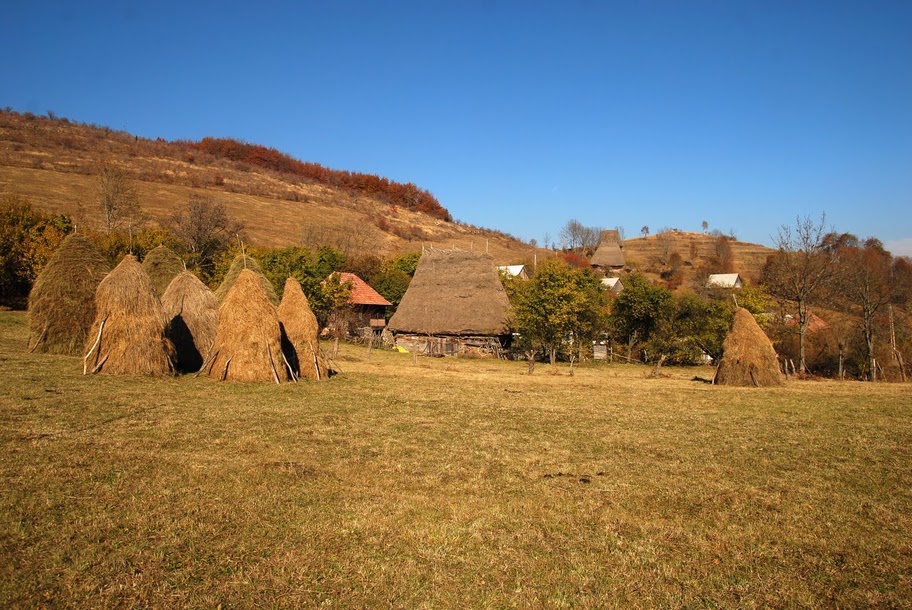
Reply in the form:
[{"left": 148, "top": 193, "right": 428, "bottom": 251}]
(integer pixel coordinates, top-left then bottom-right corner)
[{"left": 2, "top": 1, "right": 911, "bottom": 254}]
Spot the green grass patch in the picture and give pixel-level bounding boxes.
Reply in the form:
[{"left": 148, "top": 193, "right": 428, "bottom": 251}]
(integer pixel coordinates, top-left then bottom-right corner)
[{"left": 1, "top": 311, "right": 910, "bottom": 608}]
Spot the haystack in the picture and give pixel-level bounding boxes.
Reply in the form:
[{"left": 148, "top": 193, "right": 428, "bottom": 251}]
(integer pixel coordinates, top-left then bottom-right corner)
[
  {"left": 205, "top": 269, "right": 291, "bottom": 383},
  {"left": 142, "top": 245, "right": 185, "bottom": 297},
  {"left": 214, "top": 253, "right": 278, "bottom": 305},
  {"left": 27, "top": 234, "right": 111, "bottom": 355},
  {"left": 715, "top": 307, "right": 784, "bottom": 387},
  {"left": 277, "top": 277, "right": 329, "bottom": 380},
  {"left": 161, "top": 271, "right": 218, "bottom": 373},
  {"left": 83, "top": 255, "right": 175, "bottom": 376}
]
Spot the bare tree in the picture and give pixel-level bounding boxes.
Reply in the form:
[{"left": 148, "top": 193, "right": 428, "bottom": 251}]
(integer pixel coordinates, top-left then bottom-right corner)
[
  {"left": 762, "top": 214, "right": 836, "bottom": 374},
  {"left": 560, "top": 219, "right": 601, "bottom": 250},
  {"left": 170, "top": 194, "right": 243, "bottom": 279},
  {"left": 97, "top": 162, "right": 139, "bottom": 236}
]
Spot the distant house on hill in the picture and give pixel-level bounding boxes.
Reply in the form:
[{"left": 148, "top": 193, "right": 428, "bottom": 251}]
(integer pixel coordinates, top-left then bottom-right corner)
[
  {"left": 497, "top": 265, "right": 530, "bottom": 280},
  {"left": 590, "top": 229, "right": 625, "bottom": 271},
  {"left": 332, "top": 272, "right": 392, "bottom": 330},
  {"left": 600, "top": 277, "right": 624, "bottom": 293},
  {"left": 706, "top": 273, "right": 743, "bottom": 289}
]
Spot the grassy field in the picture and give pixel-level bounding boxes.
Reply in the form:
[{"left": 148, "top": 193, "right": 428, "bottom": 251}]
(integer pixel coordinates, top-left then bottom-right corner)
[{"left": 1, "top": 311, "right": 910, "bottom": 608}]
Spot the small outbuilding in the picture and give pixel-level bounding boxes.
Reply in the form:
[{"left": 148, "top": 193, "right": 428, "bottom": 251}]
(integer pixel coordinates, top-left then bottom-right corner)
[
  {"left": 600, "top": 277, "right": 624, "bottom": 293},
  {"left": 497, "top": 265, "right": 530, "bottom": 280},
  {"left": 706, "top": 273, "right": 744, "bottom": 289},
  {"left": 333, "top": 272, "right": 392, "bottom": 330}
]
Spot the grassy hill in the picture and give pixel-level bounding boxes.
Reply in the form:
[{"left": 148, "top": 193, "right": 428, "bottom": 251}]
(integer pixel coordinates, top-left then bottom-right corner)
[{"left": 0, "top": 110, "right": 776, "bottom": 279}]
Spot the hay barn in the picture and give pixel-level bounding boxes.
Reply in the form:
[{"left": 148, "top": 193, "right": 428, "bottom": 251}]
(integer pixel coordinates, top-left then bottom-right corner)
[
  {"left": 590, "top": 229, "right": 626, "bottom": 271},
  {"left": 205, "top": 269, "right": 291, "bottom": 383},
  {"left": 142, "top": 245, "right": 185, "bottom": 297},
  {"left": 161, "top": 271, "right": 218, "bottom": 373},
  {"left": 83, "top": 255, "right": 175, "bottom": 376},
  {"left": 215, "top": 253, "right": 278, "bottom": 306},
  {"left": 387, "top": 248, "right": 512, "bottom": 357},
  {"left": 715, "top": 307, "right": 784, "bottom": 387},
  {"left": 277, "top": 277, "right": 329, "bottom": 381},
  {"left": 27, "top": 234, "right": 111, "bottom": 356}
]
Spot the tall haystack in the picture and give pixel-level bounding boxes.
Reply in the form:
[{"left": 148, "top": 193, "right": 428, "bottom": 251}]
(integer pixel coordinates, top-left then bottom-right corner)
[
  {"left": 84, "top": 255, "right": 175, "bottom": 376},
  {"left": 142, "top": 245, "right": 185, "bottom": 297},
  {"left": 205, "top": 269, "right": 291, "bottom": 383},
  {"left": 387, "top": 248, "right": 512, "bottom": 356},
  {"left": 715, "top": 307, "right": 784, "bottom": 387},
  {"left": 161, "top": 271, "right": 218, "bottom": 373},
  {"left": 214, "top": 253, "right": 278, "bottom": 305},
  {"left": 277, "top": 277, "right": 329, "bottom": 380},
  {"left": 27, "top": 234, "right": 111, "bottom": 355}
]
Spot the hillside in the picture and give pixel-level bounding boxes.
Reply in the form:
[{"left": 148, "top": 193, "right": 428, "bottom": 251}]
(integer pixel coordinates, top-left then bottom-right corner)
[
  {"left": 0, "top": 110, "right": 776, "bottom": 280},
  {"left": 0, "top": 110, "right": 536, "bottom": 263}
]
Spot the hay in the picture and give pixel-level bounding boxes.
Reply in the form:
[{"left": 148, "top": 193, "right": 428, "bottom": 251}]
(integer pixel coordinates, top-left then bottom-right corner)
[
  {"left": 388, "top": 248, "right": 512, "bottom": 336},
  {"left": 214, "top": 253, "right": 278, "bottom": 306},
  {"left": 277, "top": 277, "right": 328, "bottom": 380},
  {"left": 205, "top": 269, "right": 290, "bottom": 383},
  {"left": 27, "top": 234, "right": 111, "bottom": 355},
  {"left": 84, "top": 255, "right": 175, "bottom": 376},
  {"left": 161, "top": 271, "right": 218, "bottom": 373},
  {"left": 715, "top": 307, "right": 784, "bottom": 387},
  {"left": 142, "top": 245, "right": 185, "bottom": 297}
]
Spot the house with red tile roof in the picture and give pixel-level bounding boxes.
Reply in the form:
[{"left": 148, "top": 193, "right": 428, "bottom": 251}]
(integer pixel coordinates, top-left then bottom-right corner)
[{"left": 333, "top": 272, "right": 392, "bottom": 329}]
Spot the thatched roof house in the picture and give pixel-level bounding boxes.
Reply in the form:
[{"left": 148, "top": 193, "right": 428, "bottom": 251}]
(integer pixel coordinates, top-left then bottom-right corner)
[
  {"left": 387, "top": 249, "right": 512, "bottom": 356},
  {"left": 142, "top": 245, "right": 184, "bottom": 297},
  {"left": 161, "top": 271, "right": 218, "bottom": 373},
  {"left": 715, "top": 308, "right": 784, "bottom": 387},
  {"left": 277, "top": 277, "right": 329, "bottom": 380},
  {"left": 590, "top": 229, "right": 625, "bottom": 270},
  {"left": 83, "top": 255, "right": 175, "bottom": 376},
  {"left": 27, "top": 234, "right": 111, "bottom": 355},
  {"left": 215, "top": 253, "right": 278, "bottom": 306},
  {"left": 205, "top": 269, "right": 291, "bottom": 383}
]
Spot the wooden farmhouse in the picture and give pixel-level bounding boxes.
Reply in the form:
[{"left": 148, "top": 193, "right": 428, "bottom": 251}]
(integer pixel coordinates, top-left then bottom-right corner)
[
  {"left": 387, "top": 248, "right": 512, "bottom": 357},
  {"left": 334, "top": 272, "right": 392, "bottom": 330}
]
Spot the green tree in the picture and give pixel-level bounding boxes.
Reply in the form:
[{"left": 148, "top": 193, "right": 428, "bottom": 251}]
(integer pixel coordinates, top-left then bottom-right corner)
[
  {"left": 609, "top": 272, "right": 673, "bottom": 362},
  {"left": 512, "top": 258, "right": 608, "bottom": 365}
]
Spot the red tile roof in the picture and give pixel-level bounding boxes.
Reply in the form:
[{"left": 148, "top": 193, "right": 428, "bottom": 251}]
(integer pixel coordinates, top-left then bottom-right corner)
[{"left": 336, "top": 272, "right": 392, "bottom": 307}]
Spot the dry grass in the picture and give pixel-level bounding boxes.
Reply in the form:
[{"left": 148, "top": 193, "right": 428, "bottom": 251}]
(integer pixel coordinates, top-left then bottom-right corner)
[{"left": 1, "top": 310, "right": 911, "bottom": 608}]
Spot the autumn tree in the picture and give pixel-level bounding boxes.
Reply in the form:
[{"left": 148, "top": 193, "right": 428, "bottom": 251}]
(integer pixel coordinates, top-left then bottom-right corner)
[
  {"left": 97, "top": 162, "right": 139, "bottom": 236},
  {"left": 609, "top": 272, "right": 673, "bottom": 362},
  {"left": 512, "top": 258, "right": 608, "bottom": 365},
  {"left": 761, "top": 214, "right": 836, "bottom": 374}
]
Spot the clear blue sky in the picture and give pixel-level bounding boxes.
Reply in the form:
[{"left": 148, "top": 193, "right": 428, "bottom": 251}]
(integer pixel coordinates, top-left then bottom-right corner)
[{"left": 2, "top": 0, "right": 911, "bottom": 255}]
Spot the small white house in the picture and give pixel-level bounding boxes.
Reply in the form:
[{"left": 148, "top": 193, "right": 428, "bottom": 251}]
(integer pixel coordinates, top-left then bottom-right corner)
[
  {"left": 600, "top": 277, "right": 624, "bottom": 293},
  {"left": 497, "top": 265, "right": 530, "bottom": 280},
  {"left": 706, "top": 273, "right": 743, "bottom": 289}
]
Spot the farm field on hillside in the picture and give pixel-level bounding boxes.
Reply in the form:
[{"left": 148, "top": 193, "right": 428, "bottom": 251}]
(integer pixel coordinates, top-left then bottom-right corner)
[{"left": 1, "top": 311, "right": 910, "bottom": 608}]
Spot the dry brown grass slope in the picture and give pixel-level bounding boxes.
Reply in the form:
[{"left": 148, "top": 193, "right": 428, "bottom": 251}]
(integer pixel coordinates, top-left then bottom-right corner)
[{"left": 0, "top": 111, "right": 538, "bottom": 263}]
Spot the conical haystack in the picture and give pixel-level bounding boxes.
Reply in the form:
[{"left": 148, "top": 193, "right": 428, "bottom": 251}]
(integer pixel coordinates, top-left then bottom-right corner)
[
  {"left": 715, "top": 307, "right": 784, "bottom": 387},
  {"left": 215, "top": 253, "right": 278, "bottom": 305},
  {"left": 205, "top": 269, "right": 291, "bottom": 382},
  {"left": 27, "top": 234, "right": 111, "bottom": 355},
  {"left": 161, "top": 271, "right": 218, "bottom": 373},
  {"left": 142, "top": 245, "right": 185, "bottom": 297},
  {"left": 84, "top": 255, "right": 175, "bottom": 376},
  {"left": 277, "top": 277, "right": 329, "bottom": 380}
]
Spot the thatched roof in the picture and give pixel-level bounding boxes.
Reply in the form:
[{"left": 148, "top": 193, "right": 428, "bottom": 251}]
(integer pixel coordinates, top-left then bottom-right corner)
[
  {"left": 277, "top": 277, "right": 329, "bottom": 381},
  {"left": 83, "top": 255, "right": 175, "bottom": 376},
  {"left": 142, "top": 245, "right": 185, "bottom": 297},
  {"left": 590, "top": 231, "right": 625, "bottom": 268},
  {"left": 161, "top": 271, "right": 218, "bottom": 373},
  {"left": 205, "top": 269, "right": 290, "bottom": 383},
  {"left": 215, "top": 253, "right": 278, "bottom": 306},
  {"left": 27, "top": 234, "right": 111, "bottom": 355},
  {"left": 715, "top": 308, "right": 784, "bottom": 387},
  {"left": 387, "top": 249, "right": 511, "bottom": 336}
]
